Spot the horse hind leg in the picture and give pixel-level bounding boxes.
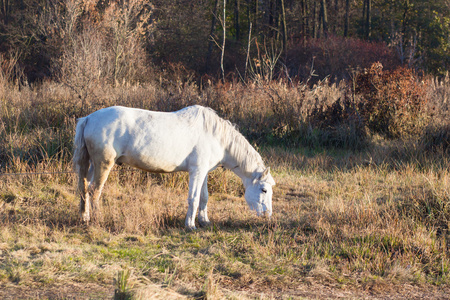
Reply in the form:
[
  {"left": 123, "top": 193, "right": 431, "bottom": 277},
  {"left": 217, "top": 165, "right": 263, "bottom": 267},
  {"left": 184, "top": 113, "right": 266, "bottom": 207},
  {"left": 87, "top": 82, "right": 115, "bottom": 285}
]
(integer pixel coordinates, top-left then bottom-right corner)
[
  {"left": 76, "top": 158, "right": 91, "bottom": 223},
  {"left": 90, "top": 159, "right": 115, "bottom": 224}
]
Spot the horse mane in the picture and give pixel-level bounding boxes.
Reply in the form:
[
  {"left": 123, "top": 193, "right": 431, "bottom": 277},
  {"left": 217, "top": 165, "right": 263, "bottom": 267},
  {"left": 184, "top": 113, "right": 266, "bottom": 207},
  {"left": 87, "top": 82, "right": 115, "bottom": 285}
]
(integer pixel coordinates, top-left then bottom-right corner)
[{"left": 179, "top": 105, "right": 265, "bottom": 175}]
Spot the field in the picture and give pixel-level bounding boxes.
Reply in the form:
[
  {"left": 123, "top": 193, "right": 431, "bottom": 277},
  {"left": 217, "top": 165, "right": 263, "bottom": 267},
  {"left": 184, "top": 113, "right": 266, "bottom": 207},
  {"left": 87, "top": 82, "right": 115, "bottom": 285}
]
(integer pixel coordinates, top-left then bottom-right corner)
[{"left": 0, "top": 76, "right": 450, "bottom": 299}]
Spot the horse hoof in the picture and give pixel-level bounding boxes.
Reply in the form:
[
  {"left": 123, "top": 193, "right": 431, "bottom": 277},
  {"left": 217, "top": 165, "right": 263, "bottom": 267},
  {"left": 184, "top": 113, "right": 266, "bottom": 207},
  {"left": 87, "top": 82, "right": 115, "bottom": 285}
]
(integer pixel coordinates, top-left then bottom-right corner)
[
  {"left": 82, "top": 214, "right": 90, "bottom": 223},
  {"left": 199, "top": 220, "right": 211, "bottom": 228},
  {"left": 185, "top": 225, "right": 197, "bottom": 231}
]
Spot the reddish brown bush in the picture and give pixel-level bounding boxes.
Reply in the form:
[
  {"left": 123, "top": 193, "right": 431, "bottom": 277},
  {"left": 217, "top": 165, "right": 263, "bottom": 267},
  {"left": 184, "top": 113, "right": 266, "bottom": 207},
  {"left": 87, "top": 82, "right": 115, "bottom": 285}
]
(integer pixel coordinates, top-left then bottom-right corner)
[{"left": 356, "top": 62, "right": 429, "bottom": 138}]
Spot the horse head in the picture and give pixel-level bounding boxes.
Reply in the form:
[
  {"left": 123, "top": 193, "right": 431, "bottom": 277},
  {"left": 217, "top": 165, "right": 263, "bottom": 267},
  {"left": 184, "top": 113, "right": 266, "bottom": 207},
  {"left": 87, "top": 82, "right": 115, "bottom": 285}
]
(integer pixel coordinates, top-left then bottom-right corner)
[{"left": 244, "top": 167, "right": 276, "bottom": 217}]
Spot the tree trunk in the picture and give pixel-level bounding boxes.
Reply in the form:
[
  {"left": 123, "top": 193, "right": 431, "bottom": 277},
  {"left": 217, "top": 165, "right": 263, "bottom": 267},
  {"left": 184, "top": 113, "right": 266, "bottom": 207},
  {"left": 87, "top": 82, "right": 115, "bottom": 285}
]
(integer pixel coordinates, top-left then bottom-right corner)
[
  {"left": 245, "top": 22, "right": 252, "bottom": 79},
  {"left": 344, "top": 0, "right": 349, "bottom": 37},
  {"left": 312, "top": 1, "right": 317, "bottom": 38},
  {"left": 268, "top": 0, "right": 274, "bottom": 30},
  {"left": 221, "top": 0, "right": 226, "bottom": 82},
  {"left": 321, "top": 0, "right": 328, "bottom": 37},
  {"left": 362, "top": 0, "right": 366, "bottom": 37},
  {"left": 366, "top": 0, "right": 371, "bottom": 39},
  {"left": 300, "top": 0, "right": 305, "bottom": 37},
  {"left": 0, "top": 0, "right": 10, "bottom": 25},
  {"left": 254, "top": 0, "right": 258, "bottom": 36},
  {"left": 303, "top": 0, "right": 309, "bottom": 37},
  {"left": 205, "top": 0, "right": 219, "bottom": 73},
  {"left": 280, "top": 0, "right": 287, "bottom": 59},
  {"left": 234, "top": 0, "right": 240, "bottom": 41}
]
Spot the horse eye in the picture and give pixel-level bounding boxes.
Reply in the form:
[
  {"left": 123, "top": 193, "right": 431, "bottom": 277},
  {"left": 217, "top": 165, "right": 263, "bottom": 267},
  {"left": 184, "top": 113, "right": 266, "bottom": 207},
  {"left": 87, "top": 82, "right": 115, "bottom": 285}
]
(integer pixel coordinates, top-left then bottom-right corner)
[{"left": 262, "top": 188, "right": 267, "bottom": 193}]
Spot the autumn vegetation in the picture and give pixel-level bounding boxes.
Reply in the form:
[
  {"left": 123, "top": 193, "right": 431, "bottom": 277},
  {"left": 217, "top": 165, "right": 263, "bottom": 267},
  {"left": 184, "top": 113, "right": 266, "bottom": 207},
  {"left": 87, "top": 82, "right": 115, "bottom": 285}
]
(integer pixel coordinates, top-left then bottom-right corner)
[{"left": 0, "top": 0, "right": 450, "bottom": 299}]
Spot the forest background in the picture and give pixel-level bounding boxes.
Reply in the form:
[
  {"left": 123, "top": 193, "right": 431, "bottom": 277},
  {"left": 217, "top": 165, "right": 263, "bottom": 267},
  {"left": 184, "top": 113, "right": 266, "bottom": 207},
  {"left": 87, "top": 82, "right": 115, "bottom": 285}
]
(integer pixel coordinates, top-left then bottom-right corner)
[{"left": 1, "top": 0, "right": 450, "bottom": 81}]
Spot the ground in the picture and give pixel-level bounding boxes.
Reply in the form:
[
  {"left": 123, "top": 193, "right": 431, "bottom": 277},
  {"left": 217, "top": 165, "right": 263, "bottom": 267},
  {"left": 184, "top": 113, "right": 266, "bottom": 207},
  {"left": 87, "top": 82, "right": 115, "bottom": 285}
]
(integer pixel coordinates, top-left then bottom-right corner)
[{"left": 1, "top": 280, "right": 449, "bottom": 299}]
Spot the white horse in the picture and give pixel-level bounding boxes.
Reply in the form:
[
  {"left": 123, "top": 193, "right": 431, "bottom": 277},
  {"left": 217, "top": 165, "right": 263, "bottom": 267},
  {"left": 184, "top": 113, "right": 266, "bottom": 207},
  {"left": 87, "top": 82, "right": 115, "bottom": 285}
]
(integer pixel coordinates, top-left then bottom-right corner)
[{"left": 73, "top": 105, "right": 275, "bottom": 230}]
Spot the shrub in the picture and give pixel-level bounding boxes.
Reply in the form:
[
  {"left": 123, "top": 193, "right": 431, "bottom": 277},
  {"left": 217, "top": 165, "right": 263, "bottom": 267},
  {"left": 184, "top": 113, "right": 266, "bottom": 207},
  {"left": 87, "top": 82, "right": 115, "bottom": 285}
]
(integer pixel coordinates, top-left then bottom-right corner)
[
  {"left": 308, "top": 89, "right": 367, "bottom": 150},
  {"left": 355, "top": 62, "right": 429, "bottom": 138},
  {"left": 55, "top": 0, "right": 154, "bottom": 100}
]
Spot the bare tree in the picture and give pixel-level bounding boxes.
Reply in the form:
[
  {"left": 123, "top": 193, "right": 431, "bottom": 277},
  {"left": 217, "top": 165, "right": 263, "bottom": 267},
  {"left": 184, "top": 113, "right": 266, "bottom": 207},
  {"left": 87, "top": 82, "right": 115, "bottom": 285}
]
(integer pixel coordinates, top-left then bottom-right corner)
[
  {"left": 280, "top": 0, "right": 287, "bottom": 60},
  {"left": 321, "top": 0, "right": 328, "bottom": 37},
  {"left": 0, "top": 0, "right": 10, "bottom": 25},
  {"left": 344, "top": 0, "right": 349, "bottom": 37},
  {"left": 234, "top": 0, "right": 240, "bottom": 40},
  {"left": 366, "top": 0, "right": 371, "bottom": 39},
  {"left": 221, "top": 0, "right": 226, "bottom": 82},
  {"left": 206, "top": 0, "right": 219, "bottom": 73}
]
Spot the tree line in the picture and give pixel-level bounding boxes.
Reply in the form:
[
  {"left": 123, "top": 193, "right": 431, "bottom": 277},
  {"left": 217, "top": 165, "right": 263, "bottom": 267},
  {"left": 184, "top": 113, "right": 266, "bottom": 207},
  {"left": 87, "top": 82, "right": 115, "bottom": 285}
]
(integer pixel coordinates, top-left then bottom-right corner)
[{"left": 0, "top": 0, "right": 449, "bottom": 83}]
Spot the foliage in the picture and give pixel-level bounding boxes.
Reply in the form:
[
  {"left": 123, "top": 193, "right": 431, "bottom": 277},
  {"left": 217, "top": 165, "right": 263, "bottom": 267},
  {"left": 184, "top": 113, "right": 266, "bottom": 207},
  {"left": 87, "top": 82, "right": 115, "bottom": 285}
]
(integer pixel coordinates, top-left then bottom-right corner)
[
  {"left": 355, "top": 62, "right": 429, "bottom": 138},
  {"left": 377, "top": 0, "right": 450, "bottom": 75}
]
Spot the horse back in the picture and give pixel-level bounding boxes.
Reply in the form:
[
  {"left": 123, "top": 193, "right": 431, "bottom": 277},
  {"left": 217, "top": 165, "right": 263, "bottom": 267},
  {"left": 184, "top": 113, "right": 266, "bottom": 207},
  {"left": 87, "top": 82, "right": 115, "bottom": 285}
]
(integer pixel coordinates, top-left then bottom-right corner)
[{"left": 82, "top": 106, "right": 224, "bottom": 173}]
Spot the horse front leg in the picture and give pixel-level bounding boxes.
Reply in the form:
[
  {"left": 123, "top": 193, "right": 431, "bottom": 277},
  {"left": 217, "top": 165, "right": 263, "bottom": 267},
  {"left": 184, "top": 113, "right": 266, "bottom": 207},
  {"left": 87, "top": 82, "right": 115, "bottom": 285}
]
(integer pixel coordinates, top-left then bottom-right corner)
[
  {"left": 198, "top": 176, "right": 211, "bottom": 227},
  {"left": 185, "top": 169, "right": 208, "bottom": 231}
]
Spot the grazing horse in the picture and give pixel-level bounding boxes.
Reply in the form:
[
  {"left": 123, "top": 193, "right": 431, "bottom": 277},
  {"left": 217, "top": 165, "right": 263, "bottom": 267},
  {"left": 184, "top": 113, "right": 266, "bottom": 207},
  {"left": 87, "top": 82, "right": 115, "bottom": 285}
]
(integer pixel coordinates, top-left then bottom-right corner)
[{"left": 73, "top": 105, "right": 275, "bottom": 230}]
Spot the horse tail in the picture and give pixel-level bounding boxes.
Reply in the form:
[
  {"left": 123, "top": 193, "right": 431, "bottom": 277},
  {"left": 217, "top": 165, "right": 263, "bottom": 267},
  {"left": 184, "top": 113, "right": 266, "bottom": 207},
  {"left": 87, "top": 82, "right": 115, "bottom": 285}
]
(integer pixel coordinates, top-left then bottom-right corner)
[{"left": 73, "top": 117, "right": 90, "bottom": 173}]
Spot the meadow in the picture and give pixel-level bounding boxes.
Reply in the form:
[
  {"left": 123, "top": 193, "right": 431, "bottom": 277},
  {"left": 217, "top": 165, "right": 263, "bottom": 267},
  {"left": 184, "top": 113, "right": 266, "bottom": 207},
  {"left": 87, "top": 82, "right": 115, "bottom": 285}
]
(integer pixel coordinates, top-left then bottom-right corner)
[{"left": 0, "top": 67, "right": 450, "bottom": 299}]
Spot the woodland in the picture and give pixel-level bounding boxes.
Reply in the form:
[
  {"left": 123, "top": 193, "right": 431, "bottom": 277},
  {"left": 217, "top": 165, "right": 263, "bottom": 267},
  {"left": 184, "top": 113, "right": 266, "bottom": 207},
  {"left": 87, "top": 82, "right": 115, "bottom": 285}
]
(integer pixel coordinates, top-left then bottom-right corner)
[{"left": 0, "top": 0, "right": 449, "bottom": 83}]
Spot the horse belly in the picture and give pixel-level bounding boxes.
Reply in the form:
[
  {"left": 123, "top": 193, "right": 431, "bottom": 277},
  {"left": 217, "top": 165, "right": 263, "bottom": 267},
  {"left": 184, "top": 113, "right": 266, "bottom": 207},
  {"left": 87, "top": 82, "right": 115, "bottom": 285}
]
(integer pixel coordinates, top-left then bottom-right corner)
[
  {"left": 117, "top": 151, "right": 187, "bottom": 173},
  {"left": 118, "top": 134, "right": 195, "bottom": 173}
]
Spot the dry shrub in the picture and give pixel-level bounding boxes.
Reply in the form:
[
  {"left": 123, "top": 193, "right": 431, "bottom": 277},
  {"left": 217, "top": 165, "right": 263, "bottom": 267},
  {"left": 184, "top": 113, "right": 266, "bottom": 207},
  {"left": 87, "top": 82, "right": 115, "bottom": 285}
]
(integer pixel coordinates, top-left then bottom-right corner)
[
  {"left": 56, "top": 0, "right": 153, "bottom": 108},
  {"left": 0, "top": 53, "right": 25, "bottom": 85},
  {"left": 356, "top": 62, "right": 429, "bottom": 138},
  {"left": 421, "top": 73, "right": 450, "bottom": 153},
  {"left": 427, "top": 73, "right": 450, "bottom": 123},
  {"left": 201, "top": 78, "right": 365, "bottom": 149},
  {"left": 307, "top": 80, "right": 366, "bottom": 149}
]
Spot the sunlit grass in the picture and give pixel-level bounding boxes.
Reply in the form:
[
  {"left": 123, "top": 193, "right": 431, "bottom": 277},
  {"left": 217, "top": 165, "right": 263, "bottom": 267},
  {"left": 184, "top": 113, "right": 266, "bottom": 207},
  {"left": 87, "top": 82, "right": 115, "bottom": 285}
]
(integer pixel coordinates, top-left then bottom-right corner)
[{"left": 0, "top": 143, "right": 449, "bottom": 298}]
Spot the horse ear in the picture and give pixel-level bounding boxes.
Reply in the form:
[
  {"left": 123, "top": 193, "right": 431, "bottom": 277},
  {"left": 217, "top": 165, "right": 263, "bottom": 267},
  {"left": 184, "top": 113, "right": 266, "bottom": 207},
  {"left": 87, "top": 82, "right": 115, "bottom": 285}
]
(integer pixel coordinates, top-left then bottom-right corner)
[
  {"left": 261, "top": 167, "right": 270, "bottom": 180},
  {"left": 260, "top": 167, "right": 276, "bottom": 185},
  {"left": 252, "top": 168, "right": 273, "bottom": 183}
]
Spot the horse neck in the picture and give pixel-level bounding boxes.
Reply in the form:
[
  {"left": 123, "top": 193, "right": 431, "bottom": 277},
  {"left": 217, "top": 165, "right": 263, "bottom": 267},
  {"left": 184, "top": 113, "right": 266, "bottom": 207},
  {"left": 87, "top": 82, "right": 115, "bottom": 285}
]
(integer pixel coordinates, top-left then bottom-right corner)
[
  {"left": 222, "top": 140, "right": 265, "bottom": 186},
  {"left": 198, "top": 106, "right": 265, "bottom": 179}
]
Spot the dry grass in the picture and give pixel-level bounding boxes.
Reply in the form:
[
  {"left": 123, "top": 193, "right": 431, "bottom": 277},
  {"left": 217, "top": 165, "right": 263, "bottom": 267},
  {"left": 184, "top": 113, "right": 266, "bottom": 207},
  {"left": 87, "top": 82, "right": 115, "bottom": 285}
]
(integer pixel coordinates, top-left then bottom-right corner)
[
  {"left": 0, "top": 143, "right": 449, "bottom": 298},
  {"left": 0, "top": 72, "right": 450, "bottom": 298}
]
